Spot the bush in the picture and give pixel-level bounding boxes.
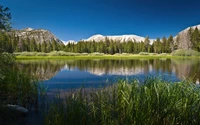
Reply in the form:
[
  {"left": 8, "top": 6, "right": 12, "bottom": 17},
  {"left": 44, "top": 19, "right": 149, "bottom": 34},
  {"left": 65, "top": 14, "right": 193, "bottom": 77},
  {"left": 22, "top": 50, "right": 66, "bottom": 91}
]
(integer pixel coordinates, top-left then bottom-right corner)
[
  {"left": 18, "top": 51, "right": 37, "bottom": 56},
  {"left": 81, "top": 53, "right": 88, "bottom": 55},
  {"left": 139, "top": 52, "right": 149, "bottom": 55},
  {"left": 172, "top": 49, "right": 200, "bottom": 56},
  {"left": 35, "top": 52, "right": 48, "bottom": 56},
  {"left": 90, "top": 52, "right": 104, "bottom": 56}
]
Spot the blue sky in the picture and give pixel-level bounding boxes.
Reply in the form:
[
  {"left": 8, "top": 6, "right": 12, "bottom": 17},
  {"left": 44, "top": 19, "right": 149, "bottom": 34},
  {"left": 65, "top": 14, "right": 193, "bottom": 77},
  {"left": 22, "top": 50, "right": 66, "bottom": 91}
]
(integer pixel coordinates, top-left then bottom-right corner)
[{"left": 1, "top": 0, "right": 200, "bottom": 41}]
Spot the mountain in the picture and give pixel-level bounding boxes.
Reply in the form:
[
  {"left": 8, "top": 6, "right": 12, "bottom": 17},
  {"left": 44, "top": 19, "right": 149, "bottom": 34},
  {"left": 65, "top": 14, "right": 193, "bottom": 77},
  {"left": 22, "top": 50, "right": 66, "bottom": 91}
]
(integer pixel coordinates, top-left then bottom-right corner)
[
  {"left": 62, "top": 40, "right": 77, "bottom": 45},
  {"left": 7, "top": 28, "right": 63, "bottom": 44},
  {"left": 84, "top": 34, "right": 155, "bottom": 44},
  {"left": 175, "top": 24, "right": 200, "bottom": 49}
]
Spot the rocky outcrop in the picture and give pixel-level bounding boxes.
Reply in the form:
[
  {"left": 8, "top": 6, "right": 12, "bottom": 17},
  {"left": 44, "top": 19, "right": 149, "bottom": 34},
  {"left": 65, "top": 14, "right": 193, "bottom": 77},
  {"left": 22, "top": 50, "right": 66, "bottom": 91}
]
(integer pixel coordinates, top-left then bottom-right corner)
[
  {"left": 7, "top": 28, "right": 63, "bottom": 44},
  {"left": 5, "top": 104, "right": 28, "bottom": 116},
  {"left": 175, "top": 24, "right": 200, "bottom": 49},
  {"left": 0, "top": 104, "right": 28, "bottom": 125}
]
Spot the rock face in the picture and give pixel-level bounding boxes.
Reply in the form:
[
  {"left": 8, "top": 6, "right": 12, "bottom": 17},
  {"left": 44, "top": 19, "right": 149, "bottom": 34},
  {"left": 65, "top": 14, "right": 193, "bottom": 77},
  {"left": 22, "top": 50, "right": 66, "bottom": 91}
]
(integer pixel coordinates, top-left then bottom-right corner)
[
  {"left": 7, "top": 28, "right": 63, "bottom": 44},
  {"left": 175, "top": 24, "right": 200, "bottom": 49},
  {"left": 85, "top": 34, "right": 155, "bottom": 44}
]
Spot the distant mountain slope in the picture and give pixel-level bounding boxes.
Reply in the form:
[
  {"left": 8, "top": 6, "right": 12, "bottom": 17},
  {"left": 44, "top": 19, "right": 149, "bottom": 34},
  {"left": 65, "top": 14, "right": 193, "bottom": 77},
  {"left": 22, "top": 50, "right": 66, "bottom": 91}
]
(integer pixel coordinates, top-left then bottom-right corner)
[
  {"left": 85, "top": 34, "right": 154, "bottom": 44},
  {"left": 7, "top": 28, "right": 63, "bottom": 44},
  {"left": 175, "top": 24, "right": 200, "bottom": 49}
]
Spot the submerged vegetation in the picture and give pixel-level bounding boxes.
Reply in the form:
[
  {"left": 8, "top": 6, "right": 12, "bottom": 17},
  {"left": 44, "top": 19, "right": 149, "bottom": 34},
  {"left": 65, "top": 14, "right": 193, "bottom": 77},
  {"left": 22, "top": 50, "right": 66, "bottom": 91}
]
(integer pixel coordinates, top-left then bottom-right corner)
[{"left": 45, "top": 78, "right": 200, "bottom": 125}]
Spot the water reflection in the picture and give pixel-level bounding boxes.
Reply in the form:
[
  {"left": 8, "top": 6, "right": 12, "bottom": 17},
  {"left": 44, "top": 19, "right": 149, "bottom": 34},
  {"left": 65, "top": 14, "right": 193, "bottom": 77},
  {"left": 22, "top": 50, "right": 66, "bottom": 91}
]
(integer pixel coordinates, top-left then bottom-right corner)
[
  {"left": 16, "top": 58, "right": 200, "bottom": 98},
  {"left": 17, "top": 58, "right": 200, "bottom": 82},
  {"left": 16, "top": 58, "right": 200, "bottom": 93}
]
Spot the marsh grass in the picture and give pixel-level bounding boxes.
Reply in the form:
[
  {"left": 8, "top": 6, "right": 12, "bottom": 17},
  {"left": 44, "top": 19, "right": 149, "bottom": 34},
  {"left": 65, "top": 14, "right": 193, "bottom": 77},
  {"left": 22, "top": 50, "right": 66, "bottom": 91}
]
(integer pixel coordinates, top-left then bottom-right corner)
[
  {"left": 0, "top": 53, "right": 47, "bottom": 124},
  {"left": 44, "top": 77, "right": 200, "bottom": 125}
]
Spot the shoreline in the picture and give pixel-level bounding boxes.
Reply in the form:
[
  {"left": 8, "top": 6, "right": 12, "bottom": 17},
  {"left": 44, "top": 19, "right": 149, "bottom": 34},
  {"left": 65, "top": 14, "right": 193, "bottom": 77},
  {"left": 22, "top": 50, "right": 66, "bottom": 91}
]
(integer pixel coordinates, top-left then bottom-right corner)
[{"left": 16, "top": 54, "right": 200, "bottom": 60}]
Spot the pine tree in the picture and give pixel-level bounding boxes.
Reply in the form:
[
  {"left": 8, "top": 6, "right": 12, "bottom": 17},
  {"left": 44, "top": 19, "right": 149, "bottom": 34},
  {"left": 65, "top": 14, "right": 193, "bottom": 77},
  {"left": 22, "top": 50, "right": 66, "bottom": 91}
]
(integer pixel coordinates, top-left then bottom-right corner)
[
  {"left": 167, "top": 35, "right": 174, "bottom": 52},
  {"left": 144, "top": 36, "right": 150, "bottom": 52},
  {"left": 191, "top": 27, "right": 200, "bottom": 51}
]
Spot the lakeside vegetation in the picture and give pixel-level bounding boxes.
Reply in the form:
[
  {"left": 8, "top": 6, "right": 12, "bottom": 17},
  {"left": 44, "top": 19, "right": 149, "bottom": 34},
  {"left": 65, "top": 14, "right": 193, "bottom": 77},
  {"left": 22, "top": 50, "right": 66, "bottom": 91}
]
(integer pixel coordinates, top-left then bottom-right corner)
[
  {"left": 0, "top": 53, "right": 45, "bottom": 124},
  {"left": 14, "top": 49, "right": 200, "bottom": 60},
  {"left": 1, "top": 4, "right": 200, "bottom": 125},
  {"left": 44, "top": 77, "right": 200, "bottom": 125}
]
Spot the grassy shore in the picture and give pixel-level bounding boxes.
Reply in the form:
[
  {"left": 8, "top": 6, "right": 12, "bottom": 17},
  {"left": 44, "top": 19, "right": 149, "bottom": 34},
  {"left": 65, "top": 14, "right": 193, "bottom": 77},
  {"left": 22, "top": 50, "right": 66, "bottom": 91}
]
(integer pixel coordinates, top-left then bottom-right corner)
[
  {"left": 14, "top": 50, "right": 200, "bottom": 60},
  {"left": 44, "top": 78, "right": 200, "bottom": 125},
  {"left": 16, "top": 54, "right": 200, "bottom": 60}
]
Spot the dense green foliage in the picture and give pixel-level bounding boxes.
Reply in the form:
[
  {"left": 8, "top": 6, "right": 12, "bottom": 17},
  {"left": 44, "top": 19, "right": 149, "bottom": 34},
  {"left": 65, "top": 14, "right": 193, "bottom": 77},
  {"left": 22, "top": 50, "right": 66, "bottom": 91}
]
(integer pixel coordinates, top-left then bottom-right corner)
[
  {"left": 189, "top": 27, "right": 200, "bottom": 51},
  {"left": 0, "top": 34, "right": 175, "bottom": 54},
  {"left": 64, "top": 36, "right": 175, "bottom": 54},
  {"left": 0, "top": 6, "right": 45, "bottom": 124},
  {"left": 172, "top": 49, "right": 200, "bottom": 56},
  {"left": 1, "top": 26, "right": 200, "bottom": 55},
  {"left": 0, "top": 53, "right": 40, "bottom": 106},
  {"left": 0, "top": 5, "right": 11, "bottom": 31},
  {"left": 44, "top": 78, "right": 200, "bottom": 125}
]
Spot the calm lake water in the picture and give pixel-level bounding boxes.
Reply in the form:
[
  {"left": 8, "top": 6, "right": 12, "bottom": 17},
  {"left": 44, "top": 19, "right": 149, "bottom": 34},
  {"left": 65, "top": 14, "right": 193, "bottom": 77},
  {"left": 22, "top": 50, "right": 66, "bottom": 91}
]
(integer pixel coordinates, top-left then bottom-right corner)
[{"left": 17, "top": 58, "right": 200, "bottom": 97}]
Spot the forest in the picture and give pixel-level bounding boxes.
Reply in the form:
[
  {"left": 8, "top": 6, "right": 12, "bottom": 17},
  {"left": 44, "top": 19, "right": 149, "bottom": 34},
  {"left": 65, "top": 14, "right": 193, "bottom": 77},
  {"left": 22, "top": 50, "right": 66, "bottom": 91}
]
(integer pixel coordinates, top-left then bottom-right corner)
[{"left": 0, "top": 27, "right": 200, "bottom": 54}]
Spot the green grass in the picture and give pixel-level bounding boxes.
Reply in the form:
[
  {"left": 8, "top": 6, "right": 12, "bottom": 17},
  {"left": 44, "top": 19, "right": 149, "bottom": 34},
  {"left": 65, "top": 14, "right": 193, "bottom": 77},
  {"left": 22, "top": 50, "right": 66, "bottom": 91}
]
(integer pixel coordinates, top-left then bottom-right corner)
[
  {"left": 0, "top": 53, "right": 46, "bottom": 124},
  {"left": 44, "top": 77, "right": 200, "bottom": 125},
  {"left": 14, "top": 51, "right": 200, "bottom": 60},
  {"left": 15, "top": 52, "right": 173, "bottom": 60},
  {"left": 172, "top": 49, "right": 200, "bottom": 56}
]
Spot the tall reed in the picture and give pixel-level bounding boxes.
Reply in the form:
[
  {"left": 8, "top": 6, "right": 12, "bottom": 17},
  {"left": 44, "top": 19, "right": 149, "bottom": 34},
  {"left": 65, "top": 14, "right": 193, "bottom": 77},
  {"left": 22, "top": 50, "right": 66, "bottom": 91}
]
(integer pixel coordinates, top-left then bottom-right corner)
[{"left": 44, "top": 77, "right": 200, "bottom": 125}]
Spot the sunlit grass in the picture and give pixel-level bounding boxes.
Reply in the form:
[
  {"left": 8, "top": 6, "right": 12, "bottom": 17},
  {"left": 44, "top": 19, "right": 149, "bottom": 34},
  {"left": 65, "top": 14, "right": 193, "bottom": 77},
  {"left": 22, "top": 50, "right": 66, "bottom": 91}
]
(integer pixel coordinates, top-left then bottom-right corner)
[{"left": 44, "top": 77, "right": 200, "bottom": 125}]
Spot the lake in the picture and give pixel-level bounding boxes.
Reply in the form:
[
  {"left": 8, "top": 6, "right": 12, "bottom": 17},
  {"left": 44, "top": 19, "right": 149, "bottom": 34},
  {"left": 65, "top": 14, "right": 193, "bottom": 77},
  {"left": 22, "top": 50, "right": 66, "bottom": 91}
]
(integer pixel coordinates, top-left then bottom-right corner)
[{"left": 17, "top": 58, "right": 200, "bottom": 97}]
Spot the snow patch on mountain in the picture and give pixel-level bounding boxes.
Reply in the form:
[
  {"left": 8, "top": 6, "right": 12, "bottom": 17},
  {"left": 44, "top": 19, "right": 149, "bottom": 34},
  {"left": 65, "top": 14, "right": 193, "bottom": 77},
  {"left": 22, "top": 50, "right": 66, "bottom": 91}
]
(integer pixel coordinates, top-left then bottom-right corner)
[{"left": 85, "top": 34, "right": 155, "bottom": 44}]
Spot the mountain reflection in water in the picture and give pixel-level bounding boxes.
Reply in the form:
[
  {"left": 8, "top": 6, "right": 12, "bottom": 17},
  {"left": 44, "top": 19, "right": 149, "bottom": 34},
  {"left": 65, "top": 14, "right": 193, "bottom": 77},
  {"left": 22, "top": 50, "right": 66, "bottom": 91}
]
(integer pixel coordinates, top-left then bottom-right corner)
[{"left": 16, "top": 58, "right": 200, "bottom": 97}]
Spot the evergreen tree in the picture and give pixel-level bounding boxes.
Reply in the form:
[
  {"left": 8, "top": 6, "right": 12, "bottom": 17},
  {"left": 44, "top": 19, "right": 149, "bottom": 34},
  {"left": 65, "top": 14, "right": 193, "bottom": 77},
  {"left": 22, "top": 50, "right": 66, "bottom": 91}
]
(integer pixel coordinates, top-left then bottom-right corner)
[
  {"left": 0, "top": 5, "right": 11, "bottom": 30},
  {"left": 191, "top": 27, "right": 200, "bottom": 51},
  {"left": 167, "top": 35, "right": 174, "bottom": 52},
  {"left": 41, "top": 41, "right": 47, "bottom": 52},
  {"left": 162, "top": 36, "right": 167, "bottom": 53},
  {"left": 144, "top": 36, "right": 150, "bottom": 52}
]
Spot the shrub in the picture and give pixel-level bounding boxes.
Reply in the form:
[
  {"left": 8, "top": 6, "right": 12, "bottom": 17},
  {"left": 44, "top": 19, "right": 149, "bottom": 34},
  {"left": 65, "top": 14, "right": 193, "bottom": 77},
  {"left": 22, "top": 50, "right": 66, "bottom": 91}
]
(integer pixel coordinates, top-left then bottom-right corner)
[
  {"left": 172, "top": 49, "right": 200, "bottom": 56},
  {"left": 90, "top": 52, "right": 104, "bottom": 56},
  {"left": 35, "top": 52, "right": 48, "bottom": 56},
  {"left": 18, "top": 51, "right": 37, "bottom": 56},
  {"left": 139, "top": 52, "right": 149, "bottom": 55},
  {"left": 81, "top": 53, "right": 89, "bottom": 55}
]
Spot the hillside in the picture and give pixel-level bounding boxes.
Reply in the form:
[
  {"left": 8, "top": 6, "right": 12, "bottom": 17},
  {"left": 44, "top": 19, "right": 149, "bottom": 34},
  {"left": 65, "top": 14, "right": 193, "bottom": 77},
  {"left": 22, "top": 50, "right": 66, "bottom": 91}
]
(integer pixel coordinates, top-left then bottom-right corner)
[
  {"left": 84, "top": 34, "right": 154, "bottom": 44},
  {"left": 0, "top": 28, "right": 64, "bottom": 52},
  {"left": 0, "top": 24, "right": 200, "bottom": 54},
  {"left": 175, "top": 24, "right": 200, "bottom": 49},
  {"left": 7, "top": 28, "right": 63, "bottom": 44}
]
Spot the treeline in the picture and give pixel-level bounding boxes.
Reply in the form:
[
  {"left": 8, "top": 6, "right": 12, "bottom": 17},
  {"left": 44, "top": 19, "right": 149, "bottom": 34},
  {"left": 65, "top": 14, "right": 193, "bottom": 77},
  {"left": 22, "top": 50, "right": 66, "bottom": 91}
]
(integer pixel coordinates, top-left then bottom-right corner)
[
  {"left": 64, "top": 36, "right": 175, "bottom": 54},
  {"left": 188, "top": 27, "right": 200, "bottom": 51},
  {"left": 1, "top": 27, "right": 200, "bottom": 54},
  {"left": 0, "top": 33, "right": 65, "bottom": 53}
]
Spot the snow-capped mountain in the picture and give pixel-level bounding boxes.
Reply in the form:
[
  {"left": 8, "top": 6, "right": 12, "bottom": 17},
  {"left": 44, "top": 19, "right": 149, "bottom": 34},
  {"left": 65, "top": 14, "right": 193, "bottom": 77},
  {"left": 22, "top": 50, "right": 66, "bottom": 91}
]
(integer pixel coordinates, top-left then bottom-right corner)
[
  {"left": 85, "top": 34, "right": 155, "bottom": 44},
  {"left": 62, "top": 40, "right": 77, "bottom": 45}
]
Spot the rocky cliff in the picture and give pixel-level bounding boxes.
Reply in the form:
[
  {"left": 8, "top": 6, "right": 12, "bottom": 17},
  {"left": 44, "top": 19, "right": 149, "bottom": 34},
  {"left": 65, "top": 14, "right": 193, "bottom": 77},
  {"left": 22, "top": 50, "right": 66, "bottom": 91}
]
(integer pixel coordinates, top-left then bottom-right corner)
[
  {"left": 175, "top": 24, "right": 200, "bottom": 49},
  {"left": 7, "top": 28, "right": 63, "bottom": 44}
]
